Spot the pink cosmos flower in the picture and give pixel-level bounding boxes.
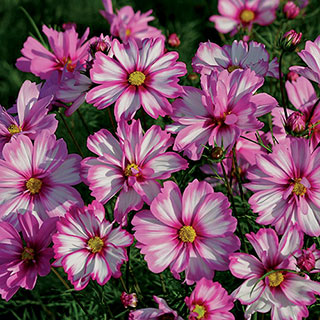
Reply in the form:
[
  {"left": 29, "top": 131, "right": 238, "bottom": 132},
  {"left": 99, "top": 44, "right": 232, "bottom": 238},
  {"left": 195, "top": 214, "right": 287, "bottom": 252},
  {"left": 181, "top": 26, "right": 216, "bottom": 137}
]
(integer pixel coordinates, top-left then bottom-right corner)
[
  {"left": 210, "top": 0, "right": 279, "bottom": 35},
  {"left": 16, "top": 25, "right": 90, "bottom": 80},
  {"left": 246, "top": 137, "right": 320, "bottom": 236},
  {"left": 129, "top": 296, "right": 183, "bottom": 320},
  {"left": 192, "top": 40, "right": 279, "bottom": 78},
  {"left": 229, "top": 225, "right": 320, "bottom": 320},
  {"left": 169, "top": 69, "right": 278, "bottom": 160},
  {"left": 52, "top": 201, "right": 133, "bottom": 290},
  {"left": 290, "top": 35, "right": 320, "bottom": 85},
  {"left": 185, "top": 278, "right": 235, "bottom": 320},
  {"left": 100, "top": 0, "right": 164, "bottom": 44},
  {"left": 86, "top": 37, "right": 187, "bottom": 121},
  {"left": 81, "top": 119, "right": 188, "bottom": 225},
  {"left": 132, "top": 179, "right": 240, "bottom": 284},
  {"left": 0, "top": 80, "right": 57, "bottom": 156},
  {"left": 295, "top": 244, "right": 320, "bottom": 273},
  {"left": 0, "top": 211, "right": 57, "bottom": 301},
  {"left": 0, "top": 132, "right": 83, "bottom": 225}
]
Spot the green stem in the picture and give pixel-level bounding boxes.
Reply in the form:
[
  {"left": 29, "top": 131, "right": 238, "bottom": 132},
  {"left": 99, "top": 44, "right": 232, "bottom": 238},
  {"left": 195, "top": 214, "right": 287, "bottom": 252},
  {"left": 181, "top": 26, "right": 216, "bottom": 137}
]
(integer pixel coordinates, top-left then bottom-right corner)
[
  {"left": 159, "top": 273, "right": 167, "bottom": 294},
  {"left": 279, "top": 51, "right": 288, "bottom": 119},
  {"left": 107, "top": 107, "right": 116, "bottom": 132},
  {"left": 220, "top": 162, "right": 248, "bottom": 253},
  {"left": 58, "top": 110, "right": 84, "bottom": 157},
  {"left": 51, "top": 267, "right": 93, "bottom": 320},
  {"left": 76, "top": 109, "right": 91, "bottom": 135},
  {"left": 232, "top": 146, "right": 245, "bottom": 202}
]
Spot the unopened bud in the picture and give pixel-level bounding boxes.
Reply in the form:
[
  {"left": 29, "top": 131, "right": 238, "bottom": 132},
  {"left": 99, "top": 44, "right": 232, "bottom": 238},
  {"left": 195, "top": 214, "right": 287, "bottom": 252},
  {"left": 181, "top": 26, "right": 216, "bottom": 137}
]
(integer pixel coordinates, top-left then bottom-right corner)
[
  {"left": 168, "top": 33, "right": 180, "bottom": 48},
  {"left": 62, "top": 22, "right": 77, "bottom": 30},
  {"left": 286, "top": 111, "right": 306, "bottom": 133},
  {"left": 187, "top": 73, "right": 199, "bottom": 81},
  {"left": 280, "top": 30, "right": 302, "bottom": 52},
  {"left": 121, "top": 292, "right": 138, "bottom": 308},
  {"left": 283, "top": 1, "right": 300, "bottom": 19},
  {"left": 287, "top": 71, "right": 299, "bottom": 82},
  {"left": 211, "top": 147, "right": 224, "bottom": 161}
]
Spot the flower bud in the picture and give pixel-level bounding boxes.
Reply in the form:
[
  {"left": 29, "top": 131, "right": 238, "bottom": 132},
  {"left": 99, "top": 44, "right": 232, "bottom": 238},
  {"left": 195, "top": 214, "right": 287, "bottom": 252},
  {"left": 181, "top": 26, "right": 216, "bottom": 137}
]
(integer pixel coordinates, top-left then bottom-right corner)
[
  {"left": 121, "top": 292, "right": 138, "bottom": 308},
  {"left": 89, "top": 34, "right": 112, "bottom": 58},
  {"left": 296, "top": 246, "right": 317, "bottom": 272},
  {"left": 280, "top": 30, "right": 302, "bottom": 52},
  {"left": 187, "top": 73, "right": 199, "bottom": 81},
  {"left": 283, "top": 1, "right": 300, "bottom": 19},
  {"left": 168, "top": 33, "right": 181, "bottom": 48},
  {"left": 287, "top": 71, "right": 299, "bottom": 82},
  {"left": 286, "top": 111, "right": 306, "bottom": 133},
  {"left": 62, "top": 22, "right": 77, "bottom": 30},
  {"left": 211, "top": 147, "right": 224, "bottom": 161}
]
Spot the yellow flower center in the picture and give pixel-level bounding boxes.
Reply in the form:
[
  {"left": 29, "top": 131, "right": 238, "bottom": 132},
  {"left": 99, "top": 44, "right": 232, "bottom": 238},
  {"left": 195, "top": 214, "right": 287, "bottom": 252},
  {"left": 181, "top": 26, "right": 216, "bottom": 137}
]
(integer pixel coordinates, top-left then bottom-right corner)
[
  {"left": 268, "top": 271, "right": 284, "bottom": 287},
  {"left": 240, "top": 9, "right": 255, "bottom": 23},
  {"left": 26, "top": 178, "right": 42, "bottom": 194},
  {"left": 21, "top": 247, "right": 35, "bottom": 260},
  {"left": 128, "top": 71, "right": 146, "bottom": 86},
  {"left": 178, "top": 226, "right": 196, "bottom": 243},
  {"left": 125, "top": 28, "right": 131, "bottom": 36},
  {"left": 193, "top": 304, "right": 206, "bottom": 319},
  {"left": 8, "top": 124, "right": 21, "bottom": 135},
  {"left": 227, "top": 65, "right": 241, "bottom": 73},
  {"left": 61, "top": 56, "right": 76, "bottom": 72},
  {"left": 124, "top": 163, "right": 140, "bottom": 177},
  {"left": 292, "top": 178, "right": 307, "bottom": 196},
  {"left": 88, "top": 236, "right": 104, "bottom": 253}
]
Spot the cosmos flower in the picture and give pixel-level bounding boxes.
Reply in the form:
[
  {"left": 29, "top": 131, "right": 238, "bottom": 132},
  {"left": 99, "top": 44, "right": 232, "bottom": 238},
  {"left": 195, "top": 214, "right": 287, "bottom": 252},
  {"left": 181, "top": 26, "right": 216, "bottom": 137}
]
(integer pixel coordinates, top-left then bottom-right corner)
[
  {"left": 52, "top": 201, "right": 133, "bottom": 290},
  {"left": 192, "top": 40, "right": 278, "bottom": 78},
  {"left": 86, "top": 37, "right": 186, "bottom": 121},
  {"left": 0, "top": 211, "right": 57, "bottom": 301},
  {"left": 129, "top": 296, "right": 183, "bottom": 320},
  {"left": 132, "top": 179, "right": 240, "bottom": 284},
  {"left": 16, "top": 25, "right": 90, "bottom": 80},
  {"left": 185, "top": 278, "right": 235, "bottom": 320},
  {"left": 246, "top": 137, "right": 320, "bottom": 236},
  {"left": 0, "top": 80, "right": 57, "bottom": 156},
  {"left": 100, "top": 0, "right": 164, "bottom": 44},
  {"left": 229, "top": 225, "right": 320, "bottom": 320},
  {"left": 169, "top": 69, "right": 277, "bottom": 160},
  {"left": 210, "top": 0, "right": 279, "bottom": 35},
  {"left": 290, "top": 35, "right": 320, "bottom": 85},
  {"left": 81, "top": 119, "right": 188, "bottom": 225},
  {"left": 0, "top": 132, "right": 83, "bottom": 225}
]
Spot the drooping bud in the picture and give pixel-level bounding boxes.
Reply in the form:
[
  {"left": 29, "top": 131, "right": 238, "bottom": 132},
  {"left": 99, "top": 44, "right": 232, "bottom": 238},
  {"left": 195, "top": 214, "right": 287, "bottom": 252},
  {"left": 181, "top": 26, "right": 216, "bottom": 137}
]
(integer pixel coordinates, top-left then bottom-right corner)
[
  {"left": 168, "top": 33, "right": 181, "bottom": 48},
  {"left": 121, "top": 292, "right": 138, "bottom": 308},
  {"left": 285, "top": 111, "right": 306, "bottom": 134},
  {"left": 280, "top": 30, "right": 302, "bottom": 52},
  {"left": 283, "top": 1, "right": 300, "bottom": 19}
]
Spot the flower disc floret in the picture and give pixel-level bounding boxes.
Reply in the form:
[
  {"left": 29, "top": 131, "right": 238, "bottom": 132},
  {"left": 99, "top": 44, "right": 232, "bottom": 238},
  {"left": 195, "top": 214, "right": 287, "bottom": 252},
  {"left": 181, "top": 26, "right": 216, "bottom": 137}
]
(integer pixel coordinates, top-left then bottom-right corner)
[
  {"left": 178, "top": 226, "right": 196, "bottom": 243},
  {"left": 8, "top": 124, "right": 21, "bottom": 135},
  {"left": 293, "top": 179, "right": 307, "bottom": 196},
  {"left": 21, "top": 247, "right": 35, "bottom": 261},
  {"left": 268, "top": 271, "right": 284, "bottom": 287},
  {"left": 128, "top": 71, "right": 145, "bottom": 86},
  {"left": 124, "top": 163, "right": 140, "bottom": 177},
  {"left": 26, "top": 178, "right": 42, "bottom": 194},
  {"left": 88, "top": 236, "right": 104, "bottom": 253},
  {"left": 193, "top": 305, "right": 206, "bottom": 319},
  {"left": 240, "top": 9, "right": 255, "bottom": 23}
]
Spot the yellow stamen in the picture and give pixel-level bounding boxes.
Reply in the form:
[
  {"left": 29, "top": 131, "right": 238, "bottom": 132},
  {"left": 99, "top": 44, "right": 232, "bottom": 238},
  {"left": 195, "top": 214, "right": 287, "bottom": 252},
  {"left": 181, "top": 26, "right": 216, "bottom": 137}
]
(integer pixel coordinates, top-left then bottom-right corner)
[
  {"left": 21, "top": 247, "right": 35, "bottom": 260},
  {"left": 88, "top": 236, "right": 104, "bottom": 253},
  {"left": 292, "top": 178, "right": 307, "bottom": 196},
  {"left": 178, "top": 226, "right": 196, "bottom": 243},
  {"left": 227, "top": 65, "right": 241, "bottom": 73},
  {"left": 240, "top": 9, "right": 255, "bottom": 23},
  {"left": 124, "top": 163, "right": 140, "bottom": 177},
  {"left": 26, "top": 178, "right": 42, "bottom": 194},
  {"left": 128, "top": 71, "right": 146, "bottom": 86},
  {"left": 193, "top": 304, "right": 206, "bottom": 319},
  {"left": 268, "top": 271, "right": 284, "bottom": 287},
  {"left": 8, "top": 124, "right": 21, "bottom": 135},
  {"left": 125, "top": 29, "right": 131, "bottom": 37},
  {"left": 61, "top": 56, "right": 76, "bottom": 72}
]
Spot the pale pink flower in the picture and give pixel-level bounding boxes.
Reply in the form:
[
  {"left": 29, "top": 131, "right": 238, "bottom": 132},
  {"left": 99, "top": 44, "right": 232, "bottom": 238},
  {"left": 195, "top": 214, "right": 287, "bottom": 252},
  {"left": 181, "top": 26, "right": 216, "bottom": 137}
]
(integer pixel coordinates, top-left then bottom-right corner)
[
  {"left": 246, "top": 137, "right": 320, "bottom": 236},
  {"left": 86, "top": 37, "right": 186, "bottom": 121},
  {"left": 210, "top": 0, "right": 279, "bottom": 35},
  {"left": 16, "top": 25, "right": 90, "bottom": 80},
  {"left": 0, "top": 80, "right": 57, "bottom": 156},
  {"left": 169, "top": 69, "right": 277, "bottom": 160},
  {"left": 0, "top": 132, "right": 83, "bottom": 225},
  {"left": 52, "top": 201, "right": 133, "bottom": 290},
  {"left": 185, "top": 278, "right": 235, "bottom": 320},
  {"left": 81, "top": 119, "right": 188, "bottom": 225},
  {"left": 192, "top": 40, "right": 278, "bottom": 78},
  {"left": 290, "top": 35, "right": 320, "bottom": 85},
  {"left": 132, "top": 179, "right": 240, "bottom": 284},
  {"left": 129, "top": 296, "right": 183, "bottom": 320},
  {"left": 229, "top": 225, "right": 320, "bottom": 320},
  {"left": 100, "top": 0, "right": 164, "bottom": 44},
  {"left": 0, "top": 211, "right": 57, "bottom": 301}
]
